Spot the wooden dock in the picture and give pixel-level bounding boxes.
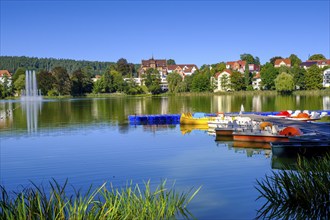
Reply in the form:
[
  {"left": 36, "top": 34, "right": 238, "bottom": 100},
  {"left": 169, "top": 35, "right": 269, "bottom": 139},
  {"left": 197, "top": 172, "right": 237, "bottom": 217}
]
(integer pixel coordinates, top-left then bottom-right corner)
[{"left": 245, "top": 114, "right": 330, "bottom": 136}]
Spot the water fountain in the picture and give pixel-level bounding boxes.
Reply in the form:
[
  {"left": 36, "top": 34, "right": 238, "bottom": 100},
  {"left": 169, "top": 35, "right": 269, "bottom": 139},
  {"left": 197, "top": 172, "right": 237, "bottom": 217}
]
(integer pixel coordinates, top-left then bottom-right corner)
[
  {"left": 21, "top": 70, "right": 42, "bottom": 101},
  {"left": 21, "top": 70, "right": 42, "bottom": 133}
]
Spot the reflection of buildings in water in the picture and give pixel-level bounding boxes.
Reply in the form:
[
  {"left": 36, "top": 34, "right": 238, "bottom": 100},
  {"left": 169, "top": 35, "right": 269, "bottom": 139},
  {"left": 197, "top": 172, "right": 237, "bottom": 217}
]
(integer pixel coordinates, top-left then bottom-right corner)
[
  {"left": 0, "top": 102, "right": 13, "bottom": 129},
  {"left": 213, "top": 96, "right": 232, "bottom": 113},
  {"left": 252, "top": 95, "right": 261, "bottom": 112},
  {"left": 160, "top": 97, "right": 168, "bottom": 114},
  {"left": 296, "top": 95, "right": 300, "bottom": 107},
  {"left": 323, "top": 96, "right": 330, "bottom": 110},
  {"left": 21, "top": 101, "right": 42, "bottom": 133}
]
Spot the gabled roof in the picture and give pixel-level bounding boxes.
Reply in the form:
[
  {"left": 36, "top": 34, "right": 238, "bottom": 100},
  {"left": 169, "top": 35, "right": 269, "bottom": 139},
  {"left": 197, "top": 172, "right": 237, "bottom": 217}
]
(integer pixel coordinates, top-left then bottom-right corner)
[
  {"left": 274, "top": 58, "right": 291, "bottom": 66},
  {"left": 141, "top": 58, "right": 167, "bottom": 67},
  {"left": 215, "top": 69, "right": 232, "bottom": 78},
  {"left": 0, "top": 70, "right": 11, "bottom": 77},
  {"left": 253, "top": 72, "right": 261, "bottom": 79},
  {"left": 300, "top": 61, "right": 317, "bottom": 67}
]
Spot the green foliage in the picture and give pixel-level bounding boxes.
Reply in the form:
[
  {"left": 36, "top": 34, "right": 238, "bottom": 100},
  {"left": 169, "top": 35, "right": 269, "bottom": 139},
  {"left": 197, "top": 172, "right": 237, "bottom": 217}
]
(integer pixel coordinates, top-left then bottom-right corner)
[
  {"left": 256, "top": 154, "right": 330, "bottom": 219},
  {"left": 167, "top": 59, "right": 176, "bottom": 65},
  {"left": 308, "top": 54, "right": 326, "bottom": 60},
  {"left": 291, "top": 66, "right": 306, "bottom": 90},
  {"left": 148, "top": 83, "right": 162, "bottom": 95},
  {"left": 13, "top": 75, "right": 25, "bottom": 94},
  {"left": 52, "top": 67, "right": 72, "bottom": 95},
  {"left": 37, "top": 70, "right": 56, "bottom": 95},
  {"left": 219, "top": 74, "right": 230, "bottom": 91},
  {"left": 260, "top": 63, "right": 279, "bottom": 90},
  {"left": 230, "top": 71, "right": 245, "bottom": 91},
  {"left": 92, "top": 79, "right": 104, "bottom": 94},
  {"left": 0, "top": 56, "right": 115, "bottom": 76},
  {"left": 240, "top": 53, "right": 259, "bottom": 64},
  {"left": 305, "top": 65, "right": 323, "bottom": 90},
  {"left": 12, "top": 67, "right": 26, "bottom": 83},
  {"left": 210, "top": 62, "right": 226, "bottom": 76},
  {"left": 275, "top": 72, "right": 295, "bottom": 94},
  {"left": 71, "top": 69, "right": 93, "bottom": 95},
  {"left": 289, "top": 54, "right": 302, "bottom": 66},
  {"left": 167, "top": 72, "right": 182, "bottom": 93},
  {"left": 244, "top": 63, "right": 251, "bottom": 88},
  {"left": 191, "top": 73, "right": 211, "bottom": 92},
  {"left": 0, "top": 179, "right": 201, "bottom": 219},
  {"left": 116, "top": 58, "right": 131, "bottom": 76},
  {"left": 269, "top": 56, "right": 283, "bottom": 66}
]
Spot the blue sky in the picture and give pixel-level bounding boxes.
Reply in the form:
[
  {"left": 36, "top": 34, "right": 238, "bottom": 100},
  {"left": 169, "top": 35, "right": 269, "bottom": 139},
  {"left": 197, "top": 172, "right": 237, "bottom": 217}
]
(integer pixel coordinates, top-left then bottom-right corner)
[{"left": 1, "top": 0, "right": 329, "bottom": 67}]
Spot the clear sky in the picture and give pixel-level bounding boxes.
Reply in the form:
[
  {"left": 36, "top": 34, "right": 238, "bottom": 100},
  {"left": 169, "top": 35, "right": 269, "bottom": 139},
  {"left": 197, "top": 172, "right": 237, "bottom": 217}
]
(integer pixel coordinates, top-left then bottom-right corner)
[{"left": 1, "top": 0, "right": 329, "bottom": 67}]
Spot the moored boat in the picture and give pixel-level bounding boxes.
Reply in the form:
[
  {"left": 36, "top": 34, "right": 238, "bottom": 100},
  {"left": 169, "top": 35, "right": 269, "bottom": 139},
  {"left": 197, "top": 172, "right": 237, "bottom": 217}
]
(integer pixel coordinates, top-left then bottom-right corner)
[{"left": 180, "top": 112, "right": 215, "bottom": 125}]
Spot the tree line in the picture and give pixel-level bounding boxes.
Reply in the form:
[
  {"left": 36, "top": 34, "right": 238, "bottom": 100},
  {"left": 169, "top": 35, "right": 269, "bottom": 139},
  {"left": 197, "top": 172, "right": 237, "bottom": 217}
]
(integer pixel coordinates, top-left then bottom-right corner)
[{"left": 0, "top": 53, "right": 329, "bottom": 98}]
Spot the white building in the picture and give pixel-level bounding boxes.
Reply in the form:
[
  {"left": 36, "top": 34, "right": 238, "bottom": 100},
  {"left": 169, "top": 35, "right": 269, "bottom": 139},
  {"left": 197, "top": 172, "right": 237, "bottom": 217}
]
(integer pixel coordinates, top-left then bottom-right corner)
[
  {"left": 323, "top": 68, "right": 330, "bottom": 88},
  {"left": 214, "top": 69, "right": 232, "bottom": 92}
]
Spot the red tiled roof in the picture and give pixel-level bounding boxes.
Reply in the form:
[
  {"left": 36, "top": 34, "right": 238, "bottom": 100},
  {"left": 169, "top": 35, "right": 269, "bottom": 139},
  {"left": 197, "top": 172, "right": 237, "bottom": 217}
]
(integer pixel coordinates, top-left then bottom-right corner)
[
  {"left": 141, "top": 58, "right": 167, "bottom": 67},
  {"left": 274, "top": 58, "right": 291, "bottom": 66},
  {"left": 0, "top": 70, "right": 11, "bottom": 77},
  {"left": 253, "top": 72, "right": 261, "bottom": 79},
  {"left": 215, "top": 69, "right": 232, "bottom": 78}
]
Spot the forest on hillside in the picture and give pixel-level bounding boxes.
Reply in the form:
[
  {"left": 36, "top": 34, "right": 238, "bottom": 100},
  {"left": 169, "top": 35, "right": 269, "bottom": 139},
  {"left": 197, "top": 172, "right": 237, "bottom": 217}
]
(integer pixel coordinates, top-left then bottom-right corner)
[{"left": 0, "top": 56, "right": 118, "bottom": 75}]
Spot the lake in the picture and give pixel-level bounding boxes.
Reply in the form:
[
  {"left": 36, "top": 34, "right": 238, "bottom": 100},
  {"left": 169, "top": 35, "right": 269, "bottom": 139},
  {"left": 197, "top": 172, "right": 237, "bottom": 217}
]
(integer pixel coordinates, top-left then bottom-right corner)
[{"left": 1, "top": 94, "right": 329, "bottom": 219}]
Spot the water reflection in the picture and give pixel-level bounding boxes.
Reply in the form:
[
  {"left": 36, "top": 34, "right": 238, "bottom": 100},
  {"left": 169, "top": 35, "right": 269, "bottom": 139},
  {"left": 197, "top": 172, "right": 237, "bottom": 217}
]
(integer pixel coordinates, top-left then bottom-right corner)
[
  {"left": 323, "top": 96, "right": 330, "bottom": 109},
  {"left": 0, "top": 101, "right": 13, "bottom": 129},
  {"left": 21, "top": 101, "right": 42, "bottom": 133},
  {"left": 215, "top": 141, "right": 272, "bottom": 158}
]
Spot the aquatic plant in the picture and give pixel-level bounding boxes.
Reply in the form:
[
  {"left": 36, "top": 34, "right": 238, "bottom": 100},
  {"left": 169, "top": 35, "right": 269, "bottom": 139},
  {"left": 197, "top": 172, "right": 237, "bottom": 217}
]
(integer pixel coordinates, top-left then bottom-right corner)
[
  {"left": 0, "top": 179, "right": 201, "bottom": 219},
  {"left": 255, "top": 154, "right": 330, "bottom": 219}
]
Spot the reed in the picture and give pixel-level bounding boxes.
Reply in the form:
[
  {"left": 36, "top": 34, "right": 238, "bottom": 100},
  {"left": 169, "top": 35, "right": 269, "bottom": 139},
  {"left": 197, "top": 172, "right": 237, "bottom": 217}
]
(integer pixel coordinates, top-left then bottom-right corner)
[
  {"left": 0, "top": 179, "right": 201, "bottom": 219},
  {"left": 255, "top": 154, "right": 330, "bottom": 219}
]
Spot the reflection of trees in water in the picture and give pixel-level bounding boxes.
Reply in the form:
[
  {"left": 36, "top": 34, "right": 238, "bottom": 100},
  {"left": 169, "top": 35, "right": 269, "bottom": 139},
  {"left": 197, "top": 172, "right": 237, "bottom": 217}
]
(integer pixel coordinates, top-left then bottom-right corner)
[{"left": 256, "top": 155, "right": 330, "bottom": 219}]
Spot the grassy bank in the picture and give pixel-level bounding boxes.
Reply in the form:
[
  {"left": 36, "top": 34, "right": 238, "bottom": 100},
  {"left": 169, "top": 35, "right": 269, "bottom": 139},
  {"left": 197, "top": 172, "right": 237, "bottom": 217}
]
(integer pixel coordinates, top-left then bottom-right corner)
[
  {"left": 0, "top": 180, "right": 201, "bottom": 219},
  {"left": 256, "top": 154, "right": 330, "bottom": 219}
]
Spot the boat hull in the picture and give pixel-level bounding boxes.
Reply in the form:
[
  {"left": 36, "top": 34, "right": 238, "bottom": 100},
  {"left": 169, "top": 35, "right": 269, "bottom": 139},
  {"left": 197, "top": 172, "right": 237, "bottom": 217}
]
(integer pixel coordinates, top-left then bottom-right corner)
[{"left": 233, "top": 133, "right": 289, "bottom": 143}]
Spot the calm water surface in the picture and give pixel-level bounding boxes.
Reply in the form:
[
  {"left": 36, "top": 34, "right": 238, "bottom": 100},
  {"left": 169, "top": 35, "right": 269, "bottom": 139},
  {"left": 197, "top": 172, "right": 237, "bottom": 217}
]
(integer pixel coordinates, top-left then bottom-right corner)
[{"left": 1, "top": 95, "right": 329, "bottom": 219}]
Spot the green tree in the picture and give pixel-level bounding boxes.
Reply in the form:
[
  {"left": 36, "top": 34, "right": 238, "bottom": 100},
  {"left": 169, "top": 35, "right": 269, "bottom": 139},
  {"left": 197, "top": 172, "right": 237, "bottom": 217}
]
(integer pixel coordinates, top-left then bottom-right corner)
[
  {"left": 102, "top": 69, "right": 114, "bottom": 93},
  {"left": 291, "top": 66, "right": 306, "bottom": 90},
  {"left": 12, "top": 67, "right": 26, "bottom": 83},
  {"left": 230, "top": 71, "right": 245, "bottom": 91},
  {"left": 92, "top": 79, "right": 104, "bottom": 94},
  {"left": 166, "top": 72, "right": 182, "bottom": 93},
  {"left": 240, "top": 53, "right": 256, "bottom": 64},
  {"left": 52, "top": 67, "right": 72, "bottom": 95},
  {"left": 37, "top": 70, "right": 55, "bottom": 95},
  {"left": 167, "top": 59, "right": 176, "bottom": 65},
  {"left": 219, "top": 74, "right": 230, "bottom": 91},
  {"left": 260, "top": 62, "right": 279, "bottom": 90},
  {"left": 244, "top": 63, "right": 251, "bottom": 89},
  {"left": 305, "top": 65, "right": 323, "bottom": 90},
  {"left": 117, "top": 58, "right": 130, "bottom": 76},
  {"left": 269, "top": 56, "right": 283, "bottom": 66},
  {"left": 289, "top": 54, "right": 302, "bottom": 67},
  {"left": 0, "top": 75, "right": 12, "bottom": 98},
  {"left": 309, "top": 54, "right": 326, "bottom": 60},
  {"left": 111, "top": 70, "right": 125, "bottom": 92},
  {"left": 275, "top": 72, "right": 295, "bottom": 94},
  {"left": 191, "top": 73, "right": 211, "bottom": 92},
  {"left": 71, "top": 69, "right": 93, "bottom": 95},
  {"left": 14, "top": 75, "right": 25, "bottom": 95},
  {"left": 143, "top": 68, "right": 161, "bottom": 93}
]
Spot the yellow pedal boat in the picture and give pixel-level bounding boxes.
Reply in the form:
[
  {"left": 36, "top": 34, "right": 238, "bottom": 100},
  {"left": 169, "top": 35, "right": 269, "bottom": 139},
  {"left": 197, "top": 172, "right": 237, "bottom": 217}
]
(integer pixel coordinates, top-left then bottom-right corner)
[{"left": 180, "top": 112, "right": 216, "bottom": 125}]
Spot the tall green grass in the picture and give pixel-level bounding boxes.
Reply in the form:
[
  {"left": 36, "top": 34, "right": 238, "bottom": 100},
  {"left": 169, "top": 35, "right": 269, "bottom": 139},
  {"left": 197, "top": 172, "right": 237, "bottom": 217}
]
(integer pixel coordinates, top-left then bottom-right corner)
[
  {"left": 255, "top": 154, "right": 330, "bottom": 219},
  {"left": 0, "top": 179, "right": 201, "bottom": 219}
]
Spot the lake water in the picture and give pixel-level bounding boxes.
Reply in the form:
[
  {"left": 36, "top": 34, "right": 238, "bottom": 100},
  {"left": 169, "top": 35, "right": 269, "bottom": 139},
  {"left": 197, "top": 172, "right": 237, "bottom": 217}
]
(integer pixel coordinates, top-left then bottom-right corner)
[{"left": 1, "top": 95, "right": 329, "bottom": 219}]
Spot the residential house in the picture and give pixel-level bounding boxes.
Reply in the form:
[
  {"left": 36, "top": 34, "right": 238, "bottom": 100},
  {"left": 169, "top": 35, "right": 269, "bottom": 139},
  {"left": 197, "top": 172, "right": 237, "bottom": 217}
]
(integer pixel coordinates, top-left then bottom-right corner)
[
  {"left": 167, "top": 64, "right": 198, "bottom": 79},
  {"left": 214, "top": 69, "right": 232, "bottom": 92},
  {"left": 0, "top": 70, "right": 12, "bottom": 86},
  {"left": 300, "top": 60, "right": 330, "bottom": 69},
  {"left": 300, "top": 61, "right": 317, "bottom": 69},
  {"left": 248, "top": 64, "right": 260, "bottom": 72},
  {"left": 252, "top": 72, "right": 262, "bottom": 90},
  {"left": 274, "top": 58, "right": 291, "bottom": 68},
  {"left": 139, "top": 57, "right": 167, "bottom": 78},
  {"left": 226, "top": 60, "right": 246, "bottom": 73},
  {"left": 323, "top": 68, "right": 330, "bottom": 88}
]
